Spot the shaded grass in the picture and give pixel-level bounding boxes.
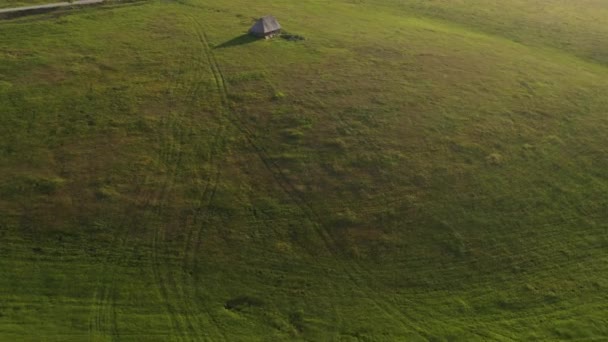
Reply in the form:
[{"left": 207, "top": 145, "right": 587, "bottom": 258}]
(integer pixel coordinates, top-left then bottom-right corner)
[{"left": 214, "top": 33, "right": 258, "bottom": 49}]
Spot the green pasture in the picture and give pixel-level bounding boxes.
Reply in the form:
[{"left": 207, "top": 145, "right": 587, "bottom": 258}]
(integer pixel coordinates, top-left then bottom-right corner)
[{"left": 0, "top": 0, "right": 607, "bottom": 340}]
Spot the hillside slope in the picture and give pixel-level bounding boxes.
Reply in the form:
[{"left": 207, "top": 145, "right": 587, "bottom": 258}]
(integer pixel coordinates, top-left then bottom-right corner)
[{"left": 1, "top": 0, "right": 607, "bottom": 340}]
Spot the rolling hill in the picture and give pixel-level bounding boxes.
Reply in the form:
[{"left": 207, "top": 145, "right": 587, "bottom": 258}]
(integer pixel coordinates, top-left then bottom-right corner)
[{"left": 1, "top": 0, "right": 607, "bottom": 340}]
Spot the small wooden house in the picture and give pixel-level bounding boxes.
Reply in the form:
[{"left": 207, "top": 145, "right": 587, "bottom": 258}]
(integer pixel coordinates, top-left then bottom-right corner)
[{"left": 249, "top": 15, "right": 282, "bottom": 39}]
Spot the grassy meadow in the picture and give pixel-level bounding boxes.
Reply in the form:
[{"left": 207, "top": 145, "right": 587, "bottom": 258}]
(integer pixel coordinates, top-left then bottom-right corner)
[
  {"left": 0, "top": 0, "right": 607, "bottom": 340},
  {"left": 0, "top": 0, "right": 55, "bottom": 9}
]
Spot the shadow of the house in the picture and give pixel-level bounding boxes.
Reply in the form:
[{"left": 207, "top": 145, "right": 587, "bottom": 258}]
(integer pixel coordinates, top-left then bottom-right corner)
[{"left": 214, "top": 34, "right": 258, "bottom": 49}]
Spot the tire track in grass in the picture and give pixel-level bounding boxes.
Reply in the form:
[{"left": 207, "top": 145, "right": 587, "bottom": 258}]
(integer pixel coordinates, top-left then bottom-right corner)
[
  {"left": 89, "top": 46, "right": 198, "bottom": 341},
  {"left": 155, "top": 119, "right": 222, "bottom": 342},
  {"left": 189, "top": 14, "right": 336, "bottom": 339},
  {"left": 186, "top": 17, "right": 415, "bottom": 337},
  {"left": 140, "top": 15, "right": 232, "bottom": 341},
  {"left": 90, "top": 142, "right": 187, "bottom": 341},
  {"left": 133, "top": 51, "right": 196, "bottom": 341},
  {"left": 189, "top": 16, "right": 322, "bottom": 338},
  {"left": 173, "top": 15, "right": 232, "bottom": 341},
  {"left": 152, "top": 23, "right": 244, "bottom": 338},
  {"left": 329, "top": 86, "right": 517, "bottom": 341},
  {"left": 358, "top": 198, "right": 608, "bottom": 339},
  {"left": 189, "top": 13, "right": 520, "bottom": 340},
  {"left": 176, "top": 32, "right": 226, "bottom": 342},
  {"left": 149, "top": 64, "right": 210, "bottom": 341},
  {"left": 90, "top": 21, "right": 220, "bottom": 342},
  {"left": 152, "top": 120, "right": 189, "bottom": 341},
  {"left": 183, "top": 140, "right": 226, "bottom": 341},
  {"left": 173, "top": 28, "right": 226, "bottom": 342},
  {"left": 185, "top": 169, "right": 224, "bottom": 341},
  {"left": 88, "top": 174, "right": 157, "bottom": 340},
  {"left": 328, "top": 88, "right": 524, "bottom": 341},
  {"left": 193, "top": 20, "right": 517, "bottom": 340}
]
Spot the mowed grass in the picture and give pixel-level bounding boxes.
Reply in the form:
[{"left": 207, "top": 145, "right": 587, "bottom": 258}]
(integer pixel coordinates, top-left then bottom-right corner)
[{"left": 1, "top": 0, "right": 607, "bottom": 340}]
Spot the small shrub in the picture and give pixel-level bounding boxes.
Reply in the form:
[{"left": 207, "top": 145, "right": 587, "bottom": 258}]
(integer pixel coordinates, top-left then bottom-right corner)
[
  {"left": 38, "top": 178, "right": 63, "bottom": 194},
  {"left": 327, "top": 138, "right": 348, "bottom": 150},
  {"left": 272, "top": 91, "right": 286, "bottom": 100},
  {"left": 280, "top": 31, "right": 305, "bottom": 41},
  {"left": 0, "top": 80, "right": 12, "bottom": 91},
  {"left": 275, "top": 241, "right": 293, "bottom": 253},
  {"left": 281, "top": 128, "right": 305, "bottom": 141},
  {"left": 12, "top": 176, "right": 66, "bottom": 195},
  {"left": 226, "top": 71, "right": 265, "bottom": 85},
  {"left": 288, "top": 310, "right": 305, "bottom": 332},
  {"left": 455, "top": 298, "right": 472, "bottom": 314},
  {"left": 486, "top": 152, "right": 503, "bottom": 165},
  {"left": 332, "top": 209, "right": 360, "bottom": 228},
  {"left": 95, "top": 186, "right": 119, "bottom": 200},
  {"left": 543, "top": 291, "right": 560, "bottom": 304}
]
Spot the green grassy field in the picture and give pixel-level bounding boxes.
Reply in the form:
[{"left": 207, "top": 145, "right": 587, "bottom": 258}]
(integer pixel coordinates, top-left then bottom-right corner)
[{"left": 1, "top": 0, "right": 607, "bottom": 340}]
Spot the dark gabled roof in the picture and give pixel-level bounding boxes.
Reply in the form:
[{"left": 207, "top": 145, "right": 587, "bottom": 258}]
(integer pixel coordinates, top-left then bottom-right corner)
[{"left": 249, "top": 15, "right": 281, "bottom": 36}]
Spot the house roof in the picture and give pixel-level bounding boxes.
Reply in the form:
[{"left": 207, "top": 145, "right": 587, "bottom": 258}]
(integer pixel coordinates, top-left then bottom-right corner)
[{"left": 249, "top": 15, "right": 281, "bottom": 35}]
